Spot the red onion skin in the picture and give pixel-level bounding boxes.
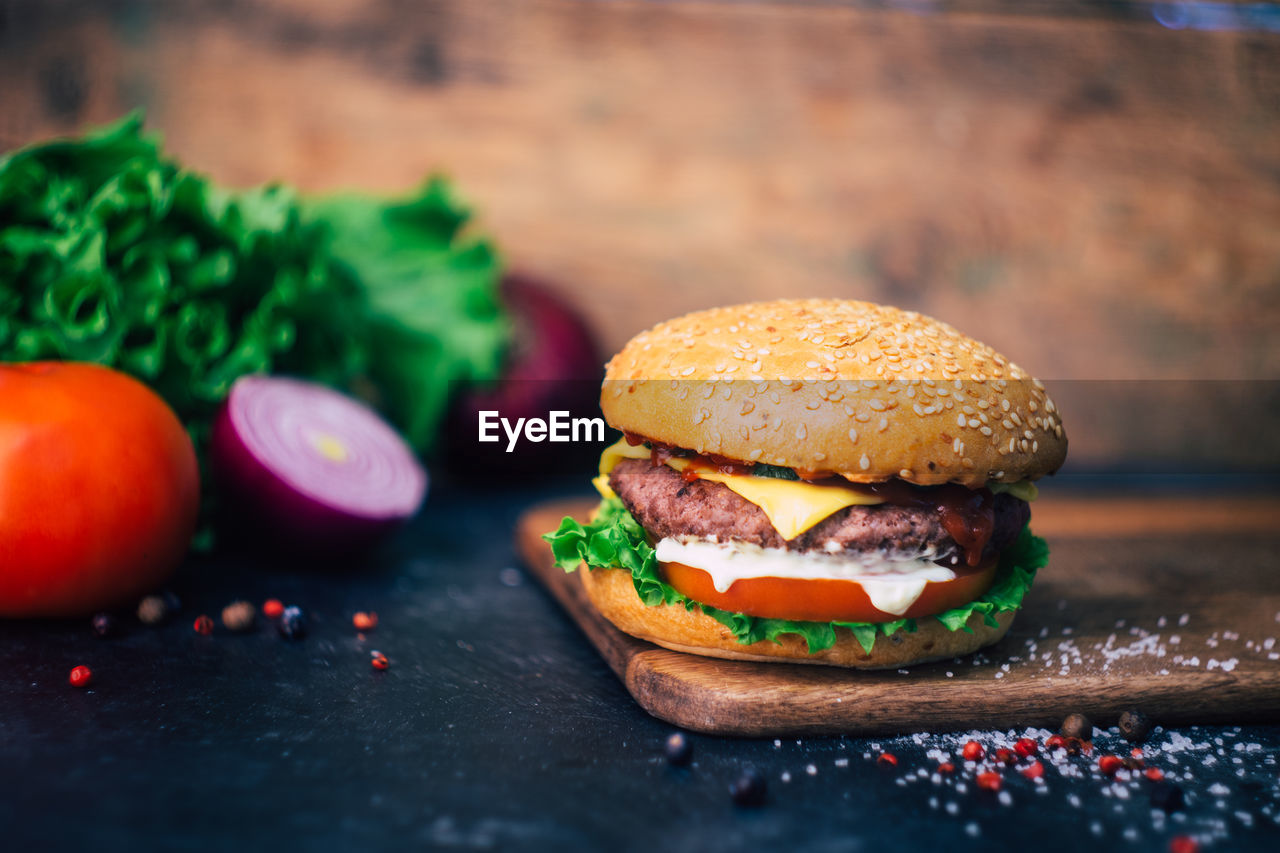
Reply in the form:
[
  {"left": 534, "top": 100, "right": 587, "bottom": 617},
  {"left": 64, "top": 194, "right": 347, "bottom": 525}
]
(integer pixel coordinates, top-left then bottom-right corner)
[
  {"left": 446, "top": 273, "right": 604, "bottom": 475},
  {"left": 211, "top": 395, "right": 421, "bottom": 560}
]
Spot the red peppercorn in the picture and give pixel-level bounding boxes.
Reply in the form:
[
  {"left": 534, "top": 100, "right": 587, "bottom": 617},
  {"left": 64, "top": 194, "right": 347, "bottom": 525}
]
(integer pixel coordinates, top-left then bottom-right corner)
[
  {"left": 370, "top": 650, "right": 389, "bottom": 671},
  {"left": 962, "top": 741, "right": 984, "bottom": 761},
  {"left": 995, "top": 747, "right": 1017, "bottom": 766},
  {"left": 1021, "top": 760, "right": 1045, "bottom": 780},
  {"left": 353, "top": 611, "right": 379, "bottom": 632},
  {"left": 877, "top": 752, "right": 898, "bottom": 768},
  {"left": 1145, "top": 767, "right": 1165, "bottom": 782},
  {"left": 1015, "top": 737, "right": 1038, "bottom": 758},
  {"left": 1130, "top": 747, "right": 1144, "bottom": 759},
  {"left": 1066, "top": 737, "right": 1086, "bottom": 756},
  {"left": 68, "top": 665, "right": 92, "bottom": 688},
  {"left": 938, "top": 762, "right": 956, "bottom": 775},
  {"left": 975, "top": 771, "right": 1002, "bottom": 792},
  {"left": 193, "top": 614, "right": 214, "bottom": 635},
  {"left": 262, "top": 599, "right": 284, "bottom": 620},
  {"left": 1045, "top": 734, "right": 1067, "bottom": 751},
  {"left": 1168, "top": 837, "right": 1199, "bottom": 853},
  {"left": 1098, "top": 755, "right": 1124, "bottom": 776}
]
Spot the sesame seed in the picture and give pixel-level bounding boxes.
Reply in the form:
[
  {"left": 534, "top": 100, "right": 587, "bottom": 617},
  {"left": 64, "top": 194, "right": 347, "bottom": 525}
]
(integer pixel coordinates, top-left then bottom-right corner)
[
  {"left": 680, "top": 366, "right": 695, "bottom": 376},
  {"left": 848, "top": 428, "right": 859, "bottom": 443},
  {"left": 979, "top": 426, "right": 993, "bottom": 436},
  {"left": 748, "top": 449, "right": 763, "bottom": 460},
  {"left": 878, "top": 417, "right": 889, "bottom": 432},
  {"left": 859, "top": 454, "right": 871, "bottom": 470},
  {"left": 968, "top": 418, "right": 980, "bottom": 429}
]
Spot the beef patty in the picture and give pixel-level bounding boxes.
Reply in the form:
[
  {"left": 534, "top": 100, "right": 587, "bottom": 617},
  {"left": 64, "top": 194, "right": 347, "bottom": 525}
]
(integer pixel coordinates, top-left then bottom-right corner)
[{"left": 609, "top": 458, "right": 1029, "bottom": 565}]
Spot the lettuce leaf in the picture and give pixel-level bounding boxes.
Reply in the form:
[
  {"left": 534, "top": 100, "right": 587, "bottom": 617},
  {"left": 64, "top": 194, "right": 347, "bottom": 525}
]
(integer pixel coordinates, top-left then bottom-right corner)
[{"left": 543, "top": 496, "right": 1047, "bottom": 655}]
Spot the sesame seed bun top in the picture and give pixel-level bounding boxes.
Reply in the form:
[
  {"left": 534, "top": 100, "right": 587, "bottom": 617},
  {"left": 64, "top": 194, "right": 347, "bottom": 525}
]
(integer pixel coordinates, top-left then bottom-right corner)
[{"left": 600, "top": 299, "right": 1067, "bottom": 487}]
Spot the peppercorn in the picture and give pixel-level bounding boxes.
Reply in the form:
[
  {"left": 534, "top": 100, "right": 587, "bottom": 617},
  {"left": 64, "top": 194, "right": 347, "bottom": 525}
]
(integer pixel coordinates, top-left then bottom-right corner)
[
  {"left": 877, "top": 752, "right": 898, "bottom": 768},
  {"left": 1098, "top": 755, "right": 1123, "bottom": 776},
  {"left": 262, "top": 599, "right": 284, "bottom": 620},
  {"left": 193, "top": 614, "right": 214, "bottom": 635},
  {"left": 1045, "top": 734, "right": 1067, "bottom": 751},
  {"left": 664, "top": 732, "right": 692, "bottom": 766},
  {"left": 729, "top": 767, "right": 767, "bottom": 806},
  {"left": 1118, "top": 709, "right": 1152, "bottom": 743},
  {"left": 1149, "top": 780, "right": 1185, "bottom": 812},
  {"left": 1065, "top": 737, "right": 1086, "bottom": 756},
  {"left": 1060, "top": 712, "right": 1092, "bottom": 739},
  {"left": 1168, "top": 837, "right": 1199, "bottom": 853},
  {"left": 937, "top": 762, "right": 956, "bottom": 775},
  {"left": 994, "top": 747, "right": 1016, "bottom": 766},
  {"left": 353, "top": 611, "right": 378, "bottom": 632},
  {"left": 961, "top": 741, "right": 984, "bottom": 761},
  {"left": 1021, "top": 760, "right": 1045, "bottom": 780},
  {"left": 278, "top": 606, "right": 307, "bottom": 639},
  {"left": 69, "top": 665, "right": 92, "bottom": 688},
  {"left": 1145, "top": 767, "right": 1165, "bottom": 782},
  {"left": 91, "top": 613, "right": 118, "bottom": 638},
  {"left": 137, "top": 595, "right": 170, "bottom": 625},
  {"left": 370, "top": 650, "right": 389, "bottom": 670},
  {"left": 1014, "top": 737, "right": 1038, "bottom": 758},
  {"left": 220, "top": 601, "right": 255, "bottom": 632},
  {"left": 975, "top": 771, "right": 1002, "bottom": 792}
]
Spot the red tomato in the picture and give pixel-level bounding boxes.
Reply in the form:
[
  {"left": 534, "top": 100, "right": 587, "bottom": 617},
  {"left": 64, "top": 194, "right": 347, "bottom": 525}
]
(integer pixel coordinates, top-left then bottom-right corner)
[
  {"left": 661, "top": 558, "right": 997, "bottom": 623},
  {"left": 0, "top": 362, "right": 199, "bottom": 618}
]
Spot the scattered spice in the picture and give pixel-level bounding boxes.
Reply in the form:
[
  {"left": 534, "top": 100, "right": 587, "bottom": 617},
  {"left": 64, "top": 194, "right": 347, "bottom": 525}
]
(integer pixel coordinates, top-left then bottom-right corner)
[
  {"left": 729, "top": 767, "right": 767, "bottom": 806},
  {"left": 1098, "top": 754, "right": 1124, "bottom": 776},
  {"left": 1061, "top": 712, "right": 1092, "bottom": 739},
  {"left": 262, "top": 599, "right": 284, "bottom": 620},
  {"left": 665, "top": 732, "right": 692, "bottom": 766},
  {"left": 137, "top": 595, "right": 170, "bottom": 625},
  {"left": 1014, "top": 737, "right": 1038, "bottom": 758},
  {"left": 1168, "top": 836, "right": 1199, "bottom": 853},
  {"left": 1045, "top": 734, "right": 1068, "bottom": 752},
  {"left": 370, "top": 650, "right": 389, "bottom": 670},
  {"left": 1021, "top": 760, "right": 1045, "bottom": 780},
  {"left": 91, "top": 613, "right": 118, "bottom": 638},
  {"left": 193, "top": 614, "right": 215, "bottom": 635},
  {"left": 221, "top": 601, "right": 256, "bottom": 632},
  {"left": 1149, "top": 780, "right": 1185, "bottom": 812},
  {"left": 278, "top": 606, "right": 307, "bottom": 639},
  {"left": 353, "top": 611, "right": 379, "bottom": 632},
  {"left": 1145, "top": 767, "right": 1165, "bottom": 782},
  {"left": 961, "top": 741, "right": 984, "bottom": 761},
  {"left": 937, "top": 762, "right": 956, "bottom": 774},
  {"left": 975, "top": 771, "right": 1002, "bottom": 792},
  {"left": 877, "top": 752, "right": 898, "bottom": 768},
  {"left": 1118, "top": 709, "right": 1152, "bottom": 743},
  {"left": 994, "top": 747, "right": 1017, "bottom": 766},
  {"left": 68, "top": 665, "right": 92, "bottom": 688}
]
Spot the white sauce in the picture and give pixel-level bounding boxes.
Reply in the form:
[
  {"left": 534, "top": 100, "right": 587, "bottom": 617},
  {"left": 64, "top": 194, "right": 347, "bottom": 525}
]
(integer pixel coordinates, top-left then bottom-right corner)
[{"left": 654, "top": 538, "right": 956, "bottom": 616}]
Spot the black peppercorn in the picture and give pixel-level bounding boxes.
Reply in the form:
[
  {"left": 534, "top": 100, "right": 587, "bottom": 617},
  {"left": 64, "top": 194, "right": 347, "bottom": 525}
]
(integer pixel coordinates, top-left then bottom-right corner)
[
  {"left": 1149, "top": 780, "right": 1185, "bottom": 812},
  {"left": 278, "top": 606, "right": 307, "bottom": 639},
  {"left": 91, "top": 612, "right": 118, "bottom": 638},
  {"left": 729, "top": 767, "right": 767, "bottom": 806},
  {"left": 665, "top": 732, "right": 693, "bottom": 767},
  {"left": 1118, "top": 709, "right": 1151, "bottom": 743},
  {"left": 1060, "top": 712, "right": 1093, "bottom": 740}
]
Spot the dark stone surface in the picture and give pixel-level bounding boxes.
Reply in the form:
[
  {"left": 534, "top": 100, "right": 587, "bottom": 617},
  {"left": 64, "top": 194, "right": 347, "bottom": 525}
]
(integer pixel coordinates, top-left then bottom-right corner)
[{"left": 1, "top": 480, "right": 1277, "bottom": 852}]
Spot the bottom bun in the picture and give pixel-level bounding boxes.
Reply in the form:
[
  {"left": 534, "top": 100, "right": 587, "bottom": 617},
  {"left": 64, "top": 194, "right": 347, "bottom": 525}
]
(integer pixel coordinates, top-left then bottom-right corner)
[{"left": 580, "top": 566, "right": 1015, "bottom": 669}]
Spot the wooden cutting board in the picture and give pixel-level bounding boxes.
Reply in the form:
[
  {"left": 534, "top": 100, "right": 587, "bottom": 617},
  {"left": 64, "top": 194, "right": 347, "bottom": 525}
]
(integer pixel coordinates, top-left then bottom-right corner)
[{"left": 517, "top": 496, "right": 1280, "bottom": 737}]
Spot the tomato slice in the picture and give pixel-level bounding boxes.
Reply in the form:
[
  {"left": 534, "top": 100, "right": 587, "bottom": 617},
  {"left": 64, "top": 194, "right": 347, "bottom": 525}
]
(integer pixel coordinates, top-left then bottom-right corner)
[{"left": 661, "top": 558, "right": 998, "bottom": 623}]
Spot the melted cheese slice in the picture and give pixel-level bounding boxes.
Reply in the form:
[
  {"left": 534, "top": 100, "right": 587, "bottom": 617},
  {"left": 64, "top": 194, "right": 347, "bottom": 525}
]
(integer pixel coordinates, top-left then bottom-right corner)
[
  {"left": 655, "top": 537, "right": 955, "bottom": 616},
  {"left": 597, "top": 439, "right": 881, "bottom": 540}
]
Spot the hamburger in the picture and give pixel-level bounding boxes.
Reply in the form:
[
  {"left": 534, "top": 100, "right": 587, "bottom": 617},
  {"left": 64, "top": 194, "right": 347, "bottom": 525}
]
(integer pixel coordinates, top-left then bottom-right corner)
[{"left": 545, "top": 299, "right": 1066, "bottom": 668}]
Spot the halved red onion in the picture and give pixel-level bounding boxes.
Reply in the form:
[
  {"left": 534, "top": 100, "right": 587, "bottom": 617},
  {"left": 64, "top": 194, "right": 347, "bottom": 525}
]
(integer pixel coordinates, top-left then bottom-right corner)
[{"left": 212, "top": 375, "right": 427, "bottom": 554}]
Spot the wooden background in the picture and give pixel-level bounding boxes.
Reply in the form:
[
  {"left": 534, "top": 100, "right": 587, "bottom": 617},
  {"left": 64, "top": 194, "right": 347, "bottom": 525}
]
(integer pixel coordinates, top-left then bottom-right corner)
[{"left": 2, "top": 0, "right": 1278, "bottom": 473}]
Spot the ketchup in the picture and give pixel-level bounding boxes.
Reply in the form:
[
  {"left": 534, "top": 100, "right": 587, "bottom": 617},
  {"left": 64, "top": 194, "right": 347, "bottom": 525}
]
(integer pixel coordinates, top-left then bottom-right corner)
[{"left": 624, "top": 432, "right": 997, "bottom": 567}]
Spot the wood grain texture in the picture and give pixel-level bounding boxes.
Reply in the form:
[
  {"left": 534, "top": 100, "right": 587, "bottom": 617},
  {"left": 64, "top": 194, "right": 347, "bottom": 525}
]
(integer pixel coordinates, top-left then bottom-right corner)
[
  {"left": 2, "top": 1, "right": 1279, "bottom": 470},
  {"left": 518, "top": 496, "right": 1280, "bottom": 736}
]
